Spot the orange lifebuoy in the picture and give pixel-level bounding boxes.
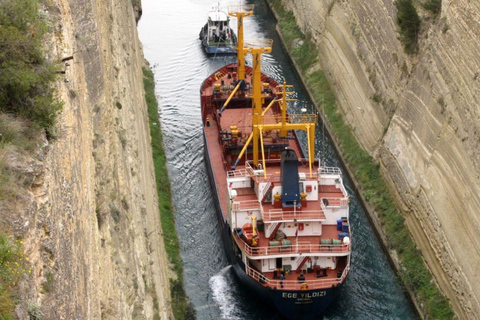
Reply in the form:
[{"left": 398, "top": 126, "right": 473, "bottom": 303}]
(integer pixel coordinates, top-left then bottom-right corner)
[{"left": 301, "top": 283, "right": 308, "bottom": 291}]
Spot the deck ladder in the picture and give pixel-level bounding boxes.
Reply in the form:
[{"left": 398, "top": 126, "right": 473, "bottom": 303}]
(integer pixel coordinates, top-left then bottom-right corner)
[
  {"left": 259, "top": 174, "right": 275, "bottom": 203},
  {"left": 295, "top": 256, "right": 310, "bottom": 273},
  {"left": 266, "top": 222, "right": 281, "bottom": 240},
  {"left": 260, "top": 182, "right": 274, "bottom": 203}
]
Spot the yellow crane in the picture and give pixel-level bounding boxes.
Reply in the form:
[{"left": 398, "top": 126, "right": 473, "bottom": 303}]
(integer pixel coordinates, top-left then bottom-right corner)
[
  {"left": 231, "top": 39, "right": 316, "bottom": 178},
  {"left": 225, "top": 5, "right": 316, "bottom": 177}
]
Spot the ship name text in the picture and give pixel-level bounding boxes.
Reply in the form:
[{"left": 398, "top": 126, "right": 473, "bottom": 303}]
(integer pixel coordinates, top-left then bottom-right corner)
[{"left": 282, "top": 291, "right": 326, "bottom": 299}]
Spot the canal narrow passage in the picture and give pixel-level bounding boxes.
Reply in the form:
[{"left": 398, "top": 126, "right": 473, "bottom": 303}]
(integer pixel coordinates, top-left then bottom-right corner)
[{"left": 138, "top": 0, "right": 418, "bottom": 319}]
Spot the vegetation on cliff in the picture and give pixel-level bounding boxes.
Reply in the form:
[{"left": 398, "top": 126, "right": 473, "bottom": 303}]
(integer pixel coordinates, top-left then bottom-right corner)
[
  {"left": 396, "top": 0, "right": 444, "bottom": 53},
  {"left": 143, "top": 67, "right": 196, "bottom": 320},
  {"left": 422, "top": 0, "right": 442, "bottom": 18},
  {"left": 1, "top": 0, "right": 58, "bottom": 317},
  {"left": 0, "top": 0, "right": 62, "bottom": 138},
  {"left": 0, "top": 234, "right": 29, "bottom": 319},
  {"left": 266, "top": 0, "right": 454, "bottom": 318},
  {"left": 396, "top": 0, "right": 421, "bottom": 54}
]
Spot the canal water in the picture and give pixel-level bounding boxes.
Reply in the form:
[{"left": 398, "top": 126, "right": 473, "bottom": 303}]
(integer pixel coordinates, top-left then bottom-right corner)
[{"left": 138, "top": 0, "right": 418, "bottom": 319}]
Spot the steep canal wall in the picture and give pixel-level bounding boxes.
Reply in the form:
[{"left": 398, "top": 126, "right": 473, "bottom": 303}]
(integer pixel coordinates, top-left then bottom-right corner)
[
  {"left": 269, "top": 0, "right": 480, "bottom": 319},
  {"left": 3, "top": 0, "right": 173, "bottom": 318}
]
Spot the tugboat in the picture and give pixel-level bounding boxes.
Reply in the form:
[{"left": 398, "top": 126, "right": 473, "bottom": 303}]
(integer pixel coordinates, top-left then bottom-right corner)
[
  {"left": 199, "top": 3, "right": 238, "bottom": 56},
  {"left": 200, "top": 5, "right": 351, "bottom": 319}
]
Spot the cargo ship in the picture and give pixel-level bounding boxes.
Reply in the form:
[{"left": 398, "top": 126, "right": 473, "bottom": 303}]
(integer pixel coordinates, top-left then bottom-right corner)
[{"left": 200, "top": 5, "right": 351, "bottom": 319}]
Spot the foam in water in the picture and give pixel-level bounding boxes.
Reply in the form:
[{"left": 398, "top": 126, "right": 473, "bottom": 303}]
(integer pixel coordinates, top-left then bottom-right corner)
[{"left": 209, "top": 266, "right": 241, "bottom": 320}]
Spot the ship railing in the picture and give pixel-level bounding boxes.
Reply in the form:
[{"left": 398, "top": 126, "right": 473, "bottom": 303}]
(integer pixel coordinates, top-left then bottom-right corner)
[
  {"left": 243, "top": 162, "right": 276, "bottom": 183},
  {"left": 245, "top": 162, "right": 255, "bottom": 177},
  {"left": 319, "top": 166, "right": 342, "bottom": 175},
  {"left": 246, "top": 265, "right": 349, "bottom": 290},
  {"left": 227, "top": 169, "right": 249, "bottom": 178},
  {"left": 263, "top": 209, "right": 326, "bottom": 222},
  {"left": 320, "top": 197, "right": 349, "bottom": 208},
  {"left": 239, "top": 239, "right": 351, "bottom": 256},
  {"left": 232, "top": 200, "right": 261, "bottom": 211}
]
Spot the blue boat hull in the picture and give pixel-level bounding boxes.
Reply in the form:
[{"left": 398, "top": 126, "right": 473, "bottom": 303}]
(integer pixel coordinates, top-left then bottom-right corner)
[
  {"left": 202, "top": 43, "right": 237, "bottom": 56},
  {"left": 202, "top": 128, "right": 341, "bottom": 319}
]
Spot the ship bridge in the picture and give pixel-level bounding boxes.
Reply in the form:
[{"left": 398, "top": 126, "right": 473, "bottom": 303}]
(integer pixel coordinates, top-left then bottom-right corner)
[{"left": 227, "top": 159, "right": 350, "bottom": 261}]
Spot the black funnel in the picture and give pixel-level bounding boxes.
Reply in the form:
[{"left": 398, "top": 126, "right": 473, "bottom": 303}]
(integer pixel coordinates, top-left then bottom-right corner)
[{"left": 280, "top": 149, "right": 300, "bottom": 207}]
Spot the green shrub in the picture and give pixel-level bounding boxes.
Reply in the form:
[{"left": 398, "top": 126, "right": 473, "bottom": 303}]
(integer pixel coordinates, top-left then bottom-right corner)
[
  {"left": 28, "top": 302, "right": 44, "bottom": 320},
  {"left": 423, "top": 0, "right": 442, "bottom": 18},
  {"left": 0, "top": 233, "right": 27, "bottom": 319},
  {"left": 396, "top": 0, "right": 421, "bottom": 54},
  {"left": 371, "top": 93, "right": 382, "bottom": 103},
  {"left": 42, "top": 270, "right": 54, "bottom": 293},
  {"left": 0, "top": 114, "right": 42, "bottom": 151},
  {"left": 0, "top": 0, "right": 62, "bottom": 137}
]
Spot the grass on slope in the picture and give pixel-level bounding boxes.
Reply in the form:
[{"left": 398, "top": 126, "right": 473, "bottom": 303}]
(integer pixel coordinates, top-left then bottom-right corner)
[
  {"left": 143, "top": 67, "right": 196, "bottom": 320},
  {"left": 0, "top": 233, "right": 29, "bottom": 319}
]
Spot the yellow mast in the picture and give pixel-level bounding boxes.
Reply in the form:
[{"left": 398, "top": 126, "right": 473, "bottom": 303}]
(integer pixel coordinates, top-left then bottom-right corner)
[
  {"left": 244, "top": 40, "right": 273, "bottom": 168},
  {"left": 228, "top": 5, "right": 254, "bottom": 81}
]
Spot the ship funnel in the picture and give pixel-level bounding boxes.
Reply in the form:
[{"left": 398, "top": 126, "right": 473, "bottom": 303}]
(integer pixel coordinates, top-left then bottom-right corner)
[{"left": 280, "top": 149, "right": 300, "bottom": 207}]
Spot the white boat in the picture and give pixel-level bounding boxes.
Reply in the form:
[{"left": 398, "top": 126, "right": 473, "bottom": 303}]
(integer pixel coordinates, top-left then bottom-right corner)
[{"left": 199, "top": 3, "right": 238, "bottom": 56}]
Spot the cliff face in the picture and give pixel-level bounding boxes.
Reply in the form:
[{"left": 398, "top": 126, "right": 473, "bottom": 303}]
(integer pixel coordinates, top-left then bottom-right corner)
[
  {"left": 282, "top": 0, "right": 480, "bottom": 318},
  {"left": 6, "top": 0, "right": 172, "bottom": 318}
]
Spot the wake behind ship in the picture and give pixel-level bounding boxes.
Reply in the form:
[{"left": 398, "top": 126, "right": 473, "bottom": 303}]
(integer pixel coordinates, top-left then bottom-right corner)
[{"left": 200, "top": 5, "right": 351, "bottom": 319}]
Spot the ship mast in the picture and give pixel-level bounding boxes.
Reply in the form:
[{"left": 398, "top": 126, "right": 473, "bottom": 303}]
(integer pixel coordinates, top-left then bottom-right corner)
[
  {"left": 219, "top": 5, "right": 254, "bottom": 116},
  {"left": 228, "top": 5, "right": 254, "bottom": 81},
  {"left": 246, "top": 40, "right": 273, "bottom": 169}
]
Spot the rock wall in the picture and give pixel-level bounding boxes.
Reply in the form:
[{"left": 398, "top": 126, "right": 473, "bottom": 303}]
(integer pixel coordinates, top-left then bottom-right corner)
[
  {"left": 281, "top": 0, "right": 480, "bottom": 318},
  {"left": 7, "top": 0, "right": 172, "bottom": 318}
]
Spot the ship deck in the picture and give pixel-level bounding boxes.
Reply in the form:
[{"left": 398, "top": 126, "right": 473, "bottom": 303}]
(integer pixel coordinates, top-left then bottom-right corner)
[
  {"left": 247, "top": 256, "right": 348, "bottom": 291},
  {"left": 242, "top": 224, "right": 346, "bottom": 250},
  {"left": 235, "top": 183, "right": 343, "bottom": 220}
]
